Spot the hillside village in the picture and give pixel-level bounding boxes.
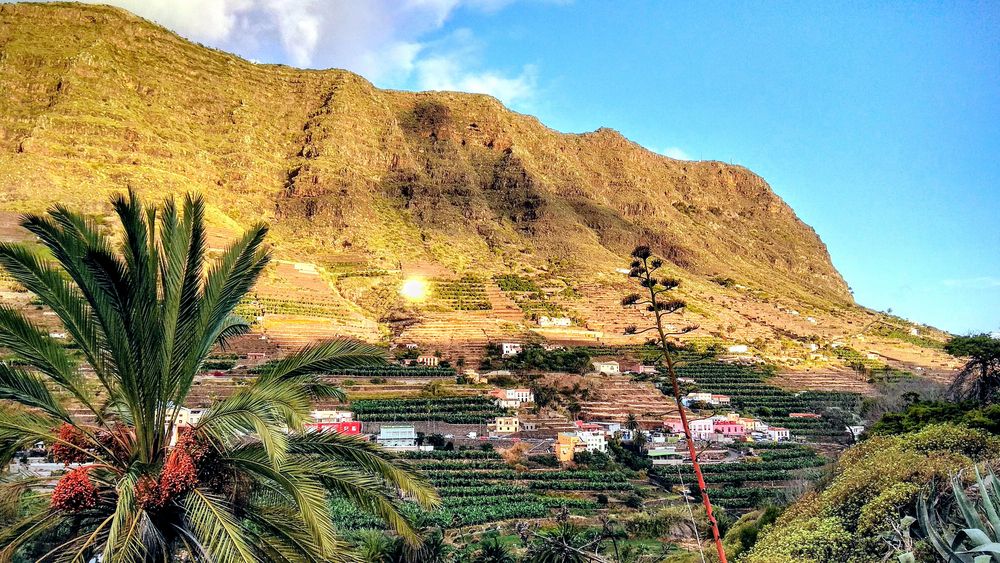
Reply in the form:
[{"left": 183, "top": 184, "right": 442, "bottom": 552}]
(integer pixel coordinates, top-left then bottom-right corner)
[
  {"left": 0, "top": 5, "right": 993, "bottom": 561},
  {"left": 8, "top": 302, "right": 871, "bottom": 522},
  {"left": 2, "top": 231, "right": 950, "bottom": 530}
]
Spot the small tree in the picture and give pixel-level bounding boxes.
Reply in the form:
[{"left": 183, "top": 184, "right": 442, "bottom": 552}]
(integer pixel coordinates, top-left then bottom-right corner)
[
  {"left": 946, "top": 334, "right": 1000, "bottom": 404},
  {"left": 621, "top": 245, "right": 728, "bottom": 562}
]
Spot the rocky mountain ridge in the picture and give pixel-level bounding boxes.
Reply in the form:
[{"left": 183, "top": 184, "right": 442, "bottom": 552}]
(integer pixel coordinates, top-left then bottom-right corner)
[{"left": 0, "top": 3, "right": 958, "bottom": 382}]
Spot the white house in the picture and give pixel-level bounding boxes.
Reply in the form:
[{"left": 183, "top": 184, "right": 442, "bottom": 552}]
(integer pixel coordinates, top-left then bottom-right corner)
[
  {"left": 576, "top": 430, "right": 607, "bottom": 453},
  {"left": 377, "top": 425, "right": 418, "bottom": 450},
  {"left": 500, "top": 343, "right": 523, "bottom": 357},
  {"left": 682, "top": 392, "right": 731, "bottom": 406},
  {"left": 538, "top": 316, "right": 572, "bottom": 327},
  {"left": 766, "top": 427, "right": 791, "bottom": 442},
  {"left": 416, "top": 355, "right": 440, "bottom": 367},
  {"left": 175, "top": 406, "right": 205, "bottom": 427},
  {"left": 309, "top": 410, "right": 353, "bottom": 423},
  {"left": 688, "top": 418, "right": 716, "bottom": 440},
  {"left": 727, "top": 345, "right": 749, "bottom": 354},
  {"left": 592, "top": 360, "right": 620, "bottom": 375},
  {"left": 490, "top": 388, "right": 535, "bottom": 409},
  {"left": 168, "top": 406, "right": 206, "bottom": 446}
]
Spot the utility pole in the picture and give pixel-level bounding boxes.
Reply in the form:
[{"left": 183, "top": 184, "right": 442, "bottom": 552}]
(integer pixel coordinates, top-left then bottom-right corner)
[{"left": 622, "top": 245, "right": 728, "bottom": 563}]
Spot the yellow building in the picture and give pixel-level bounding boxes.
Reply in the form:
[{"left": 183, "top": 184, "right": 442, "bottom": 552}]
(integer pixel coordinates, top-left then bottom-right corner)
[
  {"left": 489, "top": 416, "right": 520, "bottom": 435},
  {"left": 555, "top": 432, "right": 581, "bottom": 463}
]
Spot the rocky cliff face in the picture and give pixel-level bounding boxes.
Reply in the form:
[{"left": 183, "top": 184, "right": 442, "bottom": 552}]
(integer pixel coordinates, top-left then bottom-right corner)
[{"left": 0, "top": 3, "right": 849, "bottom": 304}]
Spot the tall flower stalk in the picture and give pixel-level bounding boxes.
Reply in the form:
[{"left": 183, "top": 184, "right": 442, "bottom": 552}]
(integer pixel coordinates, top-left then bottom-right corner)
[{"left": 622, "top": 245, "right": 727, "bottom": 563}]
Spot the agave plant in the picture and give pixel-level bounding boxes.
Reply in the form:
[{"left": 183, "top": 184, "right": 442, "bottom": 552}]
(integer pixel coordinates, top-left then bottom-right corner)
[
  {"left": 0, "top": 191, "right": 438, "bottom": 562},
  {"left": 917, "top": 464, "right": 1000, "bottom": 563}
]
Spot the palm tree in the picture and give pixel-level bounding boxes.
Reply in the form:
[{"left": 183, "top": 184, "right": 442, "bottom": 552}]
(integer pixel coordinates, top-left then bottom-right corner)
[
  {"left": 624, "top": 413, "right": 640, "bottom": 438},
  {"left": 0, "top": 191, "right": 438, "bottom": 562},
  {"left": 474, "top": 533, "right": 515, "bottom": 563},
  {"left": 524, "top": 523, "right": 601, "bottom": 563},
  {"left": 355, "top": 530, "right": 396, "bottom": 562}
]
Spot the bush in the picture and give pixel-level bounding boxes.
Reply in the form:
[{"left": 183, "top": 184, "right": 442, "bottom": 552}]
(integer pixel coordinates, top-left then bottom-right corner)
[
  {"left": 503, "top": 346, "right": 592, "bottom": 374},
  {"left": 622, "top": 493, "right": 643, "bottom": 509},
  {"left": 744, "top": 424, "right": 1000, "bottom": 562},
  {"left": 528, "top": 454, "right": 559, "bottom": 468},
  {"left": 871, "top": 401, "right": 1000, "bottom": 436}
]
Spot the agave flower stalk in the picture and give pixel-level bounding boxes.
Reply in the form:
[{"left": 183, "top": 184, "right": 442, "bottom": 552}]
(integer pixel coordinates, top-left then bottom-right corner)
[{"left": 622, "top": 245, "right": 727, "bottom": 563}]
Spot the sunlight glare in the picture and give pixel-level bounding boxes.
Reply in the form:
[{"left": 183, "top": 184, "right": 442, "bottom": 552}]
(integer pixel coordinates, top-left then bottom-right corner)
[{"left": 400, "top": 277, "right": 428, "bottom": 301}]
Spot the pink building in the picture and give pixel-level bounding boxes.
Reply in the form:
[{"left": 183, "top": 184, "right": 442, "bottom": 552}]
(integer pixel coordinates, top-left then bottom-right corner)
[
  {"left": 663, "top": 417, "right": 684, "bottom": 434},
  {"left": 665, "top": 417, "right": 715, "bottom": 440},
  {"left": 713, "top": 420, "right": 747, "bottom": 438}
]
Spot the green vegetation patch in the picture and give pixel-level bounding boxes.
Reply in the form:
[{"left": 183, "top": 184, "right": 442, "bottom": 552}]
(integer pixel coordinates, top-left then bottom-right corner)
[
  {"left": 495, "top": 274, "right": 540, "bottom": 292},
  {"left": 350, "top": 396, "right": 508, "bottom": 424},
  {"left": 431, "top": 275, "right": 492, "bottom": 311},
  {"left": 831, "top": 345, "right": 913, "bottom": 384},
  {"left": 330, "top": 450, "right": 619, "bottom": 530}
]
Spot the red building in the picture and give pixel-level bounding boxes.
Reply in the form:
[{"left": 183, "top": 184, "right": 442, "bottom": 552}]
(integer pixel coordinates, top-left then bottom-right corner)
[{"left": 305, "top": 421, "right": 362, "bottom": 435}]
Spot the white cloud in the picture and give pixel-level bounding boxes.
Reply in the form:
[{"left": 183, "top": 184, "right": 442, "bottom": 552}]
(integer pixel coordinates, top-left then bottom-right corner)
[
  {"left": 27, "top": 0, "right": 540, "bottom": 106},
  {"left": 942, "top": 276, "right": 1000, "bottom": 289},
  {"left": 412, "top": 30, "right": 537, "bottom": 105},
  {"left": 658, "top": 146, "right": 692, "bottom": 160}
]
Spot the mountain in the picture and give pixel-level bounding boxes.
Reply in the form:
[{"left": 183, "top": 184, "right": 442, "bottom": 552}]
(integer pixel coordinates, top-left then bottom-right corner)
[{"left": 0, "top": 3, "right": 957, "bottom": 383}]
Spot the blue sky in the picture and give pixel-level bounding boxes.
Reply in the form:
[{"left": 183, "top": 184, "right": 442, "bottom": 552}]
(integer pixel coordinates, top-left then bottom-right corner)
[{"left": 34, "top": 0, "right": 1000, "bottom": 334}]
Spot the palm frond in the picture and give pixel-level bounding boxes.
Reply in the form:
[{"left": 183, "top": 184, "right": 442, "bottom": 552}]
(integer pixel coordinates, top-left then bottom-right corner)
[
  {"left": 193, "top": 383, "right": 295, "bottom": 467},
  {"left": 0, "top": 509, "right": 64, "bottom": 562},
  {"left": 183, "top": 489, "right": 258, "bottom": 563},
  {"left": 0, "top": 242, "right": 110, "bottom": 388},
  {"left": 257, "top": 339, "right": 387, "bottom": 387},
  {"left": 101, "top": 470, "right": 154, "bottom": 563},
  {"left": 0, "top": 362, "right": 70, "bottom": 422},
  {"left": 222, "top": 449, "right": 339, "bottom": 555},
  {"left": 289, "top": 430, "right": 439, "bottom": 508},
  {"left": 0, "top": 306, "right": 95, "bottom": 415}
]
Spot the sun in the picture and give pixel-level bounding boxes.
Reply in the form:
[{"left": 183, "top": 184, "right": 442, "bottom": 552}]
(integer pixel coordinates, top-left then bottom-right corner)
[{"left": 400, "top": 277, "right": 429, "bottom": 301}]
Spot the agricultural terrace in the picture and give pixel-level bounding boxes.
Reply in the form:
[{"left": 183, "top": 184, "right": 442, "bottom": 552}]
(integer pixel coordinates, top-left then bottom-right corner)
[
  {"left": 329, "top": 449, "right": 638, "bottom": 529},
  {"left": 650, "top": 443, "right": 829, "bottom": 511},
  {"left": 431, "top": 275, "right": 492, "bottom": 310},
  {"left": 830, "top": 345, "right": 914, "bottom": 384},
  {"left": 350, "top": 396, "right": 509, "bottom": 424},
  {"left": 323, "top": 366, "right": 457, "bottom": 378},
  {"left": 674, "top": 361, "right": 863, "bottom": 441},
  {"left": 235, "top": 294, "right": 353, "bottom": 322}
]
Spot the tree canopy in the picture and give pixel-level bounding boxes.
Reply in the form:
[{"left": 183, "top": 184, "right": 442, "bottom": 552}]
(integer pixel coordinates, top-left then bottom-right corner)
[{"left": 946, "top": 334, "right": 1000, "bottom": 404}]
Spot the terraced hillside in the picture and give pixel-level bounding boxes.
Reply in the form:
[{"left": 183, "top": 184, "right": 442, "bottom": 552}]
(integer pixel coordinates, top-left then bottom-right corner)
[{"left": 0, "top": 3, "right": 960, "bottom": 383}]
